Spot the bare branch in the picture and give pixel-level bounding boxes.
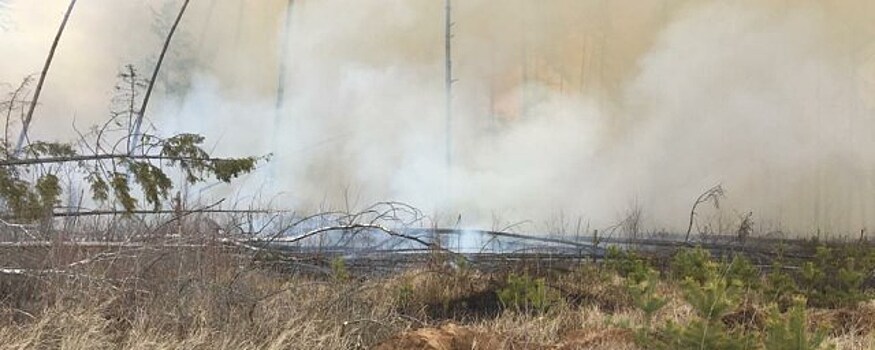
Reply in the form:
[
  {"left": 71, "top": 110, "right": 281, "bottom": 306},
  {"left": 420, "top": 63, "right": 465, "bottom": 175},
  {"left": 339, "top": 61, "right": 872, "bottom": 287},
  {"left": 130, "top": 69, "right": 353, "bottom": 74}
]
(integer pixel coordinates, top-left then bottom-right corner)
[
  {"left": 48, "top": 208, "right": 277, "bottom": 218},
  {"left": 684, "top": 184, "right": 726, "bottom": 243},
  {"left": 0, "top": 153, "right": 231, "bottom": 167}
]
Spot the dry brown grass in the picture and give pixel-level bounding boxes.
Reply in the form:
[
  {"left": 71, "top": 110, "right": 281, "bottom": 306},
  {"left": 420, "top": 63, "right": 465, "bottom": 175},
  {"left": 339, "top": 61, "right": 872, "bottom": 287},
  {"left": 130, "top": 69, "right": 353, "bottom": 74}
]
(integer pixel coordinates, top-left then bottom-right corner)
[
  {"left": 0, "top": 240, "right": 404, "bottom": 349},
  {"left": 2, "top": 241, "right": 875, "bottom": 350}
]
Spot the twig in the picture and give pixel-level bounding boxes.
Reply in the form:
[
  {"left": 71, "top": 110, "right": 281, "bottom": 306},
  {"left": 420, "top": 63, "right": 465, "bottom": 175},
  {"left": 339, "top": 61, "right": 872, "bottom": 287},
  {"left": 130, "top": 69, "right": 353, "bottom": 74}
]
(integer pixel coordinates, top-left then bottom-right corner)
[{"left": 0, "top": 218, "right": 39, "bottom": 240}]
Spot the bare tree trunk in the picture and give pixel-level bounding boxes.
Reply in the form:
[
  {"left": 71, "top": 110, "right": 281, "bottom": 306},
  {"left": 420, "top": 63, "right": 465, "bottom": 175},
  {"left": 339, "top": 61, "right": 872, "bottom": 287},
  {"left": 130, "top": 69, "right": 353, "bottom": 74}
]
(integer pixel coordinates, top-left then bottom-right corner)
[
  {"left": 14, "top": 0, "right": 78, "bottom": 156},
  {"left": 130, "top": 0, "right": 191, "bottom": 155},
  {"left": 275, "top": 0, "right": 295, "bottom": 113},
  {"left": 444, "top": 0, "right": 453, "bottom": 169}
]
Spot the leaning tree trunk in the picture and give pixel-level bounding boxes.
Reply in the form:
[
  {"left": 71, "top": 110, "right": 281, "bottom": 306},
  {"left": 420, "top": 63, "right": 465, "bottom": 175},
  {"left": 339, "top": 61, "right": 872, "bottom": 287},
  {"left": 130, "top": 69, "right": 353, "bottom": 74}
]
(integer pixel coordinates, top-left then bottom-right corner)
[
  {"left": 14, "top": 0, "right": 78, "bottom": 157},
  {"left": 129, "top": 0, "right": 191, "bottom": 155}
]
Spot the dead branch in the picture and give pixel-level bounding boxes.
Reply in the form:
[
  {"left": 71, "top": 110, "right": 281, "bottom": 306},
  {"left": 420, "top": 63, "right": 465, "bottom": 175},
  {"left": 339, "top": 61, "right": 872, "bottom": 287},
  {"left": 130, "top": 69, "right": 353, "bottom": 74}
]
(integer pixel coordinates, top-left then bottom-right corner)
[
  {"left": 736, "top": 211, "right": 753, "bottom": 242},
  {"left": 252, "top": 223, "right": 436, "bottom": 249},
  {"left": 0, "top": 241, "right": 211, "bottom": 248},
  {"left": 48, "top": 208, "right": 277, "bottom": 218},
  {"left": 0, "top": 153, "right": 227, "bottom": 167},
  {"left": 684, "top": 184, "right": 725, "bottom": 243},
  {"left": 0, "top": 217, "right": 38, "bottom": 240},
  {"left": 66, "top": 251, "right": 120, "bottom": 268},
  {"left": 429, "top": 228, "right": 601, "bottom": 252},
  {"left": 0, "top": 267, "right": 121, "bottom": 290},
  {"left": 4, "top": 76, "right": 33, "bottom": 156}
]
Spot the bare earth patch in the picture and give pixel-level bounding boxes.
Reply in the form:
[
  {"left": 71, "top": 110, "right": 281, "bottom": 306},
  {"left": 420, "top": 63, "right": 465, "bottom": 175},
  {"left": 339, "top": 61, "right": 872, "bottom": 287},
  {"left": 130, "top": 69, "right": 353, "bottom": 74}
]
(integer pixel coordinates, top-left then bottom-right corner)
[
  {"left": 373, "top": 323, "right": 504, "bottom": 350},
  {"left": 373, "top": 324, "right": 635, "bottom": 350}
]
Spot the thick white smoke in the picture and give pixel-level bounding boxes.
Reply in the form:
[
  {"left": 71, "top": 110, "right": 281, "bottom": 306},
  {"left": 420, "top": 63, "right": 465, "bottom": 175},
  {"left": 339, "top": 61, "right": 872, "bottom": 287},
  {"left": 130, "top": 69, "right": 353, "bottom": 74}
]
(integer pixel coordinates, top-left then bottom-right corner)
[{"left": 3, "top": 0, "right": 875, "bottom": 235}]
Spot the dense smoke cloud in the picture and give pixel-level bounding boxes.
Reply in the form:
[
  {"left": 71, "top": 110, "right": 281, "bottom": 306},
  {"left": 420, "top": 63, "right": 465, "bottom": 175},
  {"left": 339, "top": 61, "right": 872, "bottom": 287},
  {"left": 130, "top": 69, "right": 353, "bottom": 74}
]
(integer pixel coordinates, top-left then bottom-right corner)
[{"left": 2, "top": 0, "right": 875, "bottom": 234}]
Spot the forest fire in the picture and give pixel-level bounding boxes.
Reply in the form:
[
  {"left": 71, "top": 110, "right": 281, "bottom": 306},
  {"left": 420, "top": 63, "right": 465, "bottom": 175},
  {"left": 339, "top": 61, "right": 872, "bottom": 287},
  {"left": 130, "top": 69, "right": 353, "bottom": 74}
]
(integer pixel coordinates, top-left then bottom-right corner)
[{"left": 2, "top": 2, "right": 875, "bottom": 348}]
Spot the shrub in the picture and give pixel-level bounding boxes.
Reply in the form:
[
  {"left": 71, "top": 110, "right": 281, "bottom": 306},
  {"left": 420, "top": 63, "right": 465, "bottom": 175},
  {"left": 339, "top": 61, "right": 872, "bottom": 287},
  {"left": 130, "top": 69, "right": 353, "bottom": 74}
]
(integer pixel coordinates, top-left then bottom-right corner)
[
  {"left": 671, "top": 247, "right": 761, "bottom": 290},
  {"left": 627, "top": 267, "right": 668, "bottom": 345},
  {"left": 725, "top": 254, "right": 761, "bottom": 290},
  {"left": 395, "top": 282, "right": 415, "bottom": 308},
  {"left": 671, "top": 247, "right": 715, "bottom": 285},
  {"left": 637, "top": 260, "right": 755, "bottom": 350},
  {"left": 497, "top": 273, "right": 556, "bottom": 313},
  {"left": 330, "top": 257, "right": 350, "bottom": 282},
  {"left": 764, "top": 260, "right": 799, "bottom": 308},
  {"left": 763, "top": 297, "right": 831, "bottom": 350},
  {"left": 605, "top": 246, "right": 652, "bottom": 284},
  {"left": 557, "top": 263, "right": 633, "bottom": 311},
  {"left": 797, "top": 245, "right": 875, "bottom": 308}
]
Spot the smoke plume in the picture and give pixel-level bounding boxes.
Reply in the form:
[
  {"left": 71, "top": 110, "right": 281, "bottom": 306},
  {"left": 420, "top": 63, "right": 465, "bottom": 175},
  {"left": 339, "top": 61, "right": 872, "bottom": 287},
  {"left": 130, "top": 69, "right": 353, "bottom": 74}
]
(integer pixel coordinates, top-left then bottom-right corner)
[{"left": 3, "top": 0, "right": 875, "bottom": 234}]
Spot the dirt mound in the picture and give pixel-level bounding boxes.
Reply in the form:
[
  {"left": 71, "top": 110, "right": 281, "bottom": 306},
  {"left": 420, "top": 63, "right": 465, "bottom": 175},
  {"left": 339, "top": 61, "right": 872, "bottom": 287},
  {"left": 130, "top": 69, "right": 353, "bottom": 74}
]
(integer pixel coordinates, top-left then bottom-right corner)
[{"left": 372, "top": 324, "right": 504, "bottom": 350}]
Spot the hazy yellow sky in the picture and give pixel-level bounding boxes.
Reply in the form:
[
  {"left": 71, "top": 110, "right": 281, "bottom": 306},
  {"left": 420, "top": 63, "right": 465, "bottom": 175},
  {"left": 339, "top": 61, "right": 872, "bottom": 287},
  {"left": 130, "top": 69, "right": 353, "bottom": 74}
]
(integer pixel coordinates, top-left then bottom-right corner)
[{"left": 3, "top": 0, "right": 875, "bottom": 126}]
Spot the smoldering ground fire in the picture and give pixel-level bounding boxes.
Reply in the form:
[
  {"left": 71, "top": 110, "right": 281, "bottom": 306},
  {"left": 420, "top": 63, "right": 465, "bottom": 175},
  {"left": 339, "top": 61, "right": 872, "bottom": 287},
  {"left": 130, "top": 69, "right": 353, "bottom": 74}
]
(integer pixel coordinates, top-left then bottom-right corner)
[{"left": 2, "top": 0, "right": 875, "bottom": 235}]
